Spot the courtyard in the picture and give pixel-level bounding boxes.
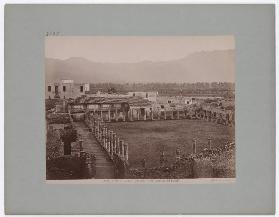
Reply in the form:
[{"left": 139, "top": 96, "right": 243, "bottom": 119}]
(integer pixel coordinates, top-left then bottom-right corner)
[{"left": 107, "top": 119, "right": 234, "bottom": 168}]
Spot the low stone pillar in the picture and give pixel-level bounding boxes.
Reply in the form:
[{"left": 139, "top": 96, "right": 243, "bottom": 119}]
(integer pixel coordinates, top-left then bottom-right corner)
[
  {"left": 192, "top": 158, "right": 213, "bottom": 178},
  {"left": 164, "top": 109, "right": 167, "bottom": 120},
  {"left": 151, "top": 110, "right": 154, "bottom": 120},
  {"left": 124, "top": 143, "right": 129, "bottom": 162},
  {"left": 226, "top": 113, "right": 230, "bottom": 125},
  {"left": 208, "top": 138, "right": 212, "bottom": 150},
  {"left": 79, "top": 139, "right": 83, "bottom": 152},
  {"left": 177, "top": 110, "right": 180, "bottom": 119},
  {"left": 171, "top": 111, "right": 174, "bottom": 119},
  {"left": 192, "top": 138, "right": 197, "bottom": 154}
]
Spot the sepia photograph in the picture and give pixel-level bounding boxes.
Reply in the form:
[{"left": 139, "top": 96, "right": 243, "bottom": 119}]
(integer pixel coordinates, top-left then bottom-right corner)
[
  {"left": 4, "top": 2, "right": 276, "bottom": 215},
  {"left": 45, "top": 36, "right": 235, "bottom": 182}
]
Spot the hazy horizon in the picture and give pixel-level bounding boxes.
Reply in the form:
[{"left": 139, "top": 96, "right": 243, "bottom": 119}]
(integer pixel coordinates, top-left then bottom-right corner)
[
  {"left": 45, "top": 36, "right": 235, "bottom": 83},
  {"left": 45, "top": 36, "right": 235, "bottom": 63},
  {"left": 45, "top": 48, "right": 234, "bottom": 65}
]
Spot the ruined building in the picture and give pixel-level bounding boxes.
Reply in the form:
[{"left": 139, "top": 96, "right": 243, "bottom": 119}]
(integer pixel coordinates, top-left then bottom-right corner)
[{"left": 46, "top": 79, "right": 90, "bottom": 99}]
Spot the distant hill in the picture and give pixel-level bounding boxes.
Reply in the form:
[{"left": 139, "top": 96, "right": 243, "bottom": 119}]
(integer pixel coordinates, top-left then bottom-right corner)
[{"left": 45, "top": 49, "right": 235, "bottom": 83}]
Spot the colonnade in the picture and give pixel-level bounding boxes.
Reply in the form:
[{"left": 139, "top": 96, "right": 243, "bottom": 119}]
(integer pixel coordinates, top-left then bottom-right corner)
[
  {"left": 86, "top": 116, "right": 129, "bottom": 162},
  {"left": 196, "top": 109, "right": 234, "bottom": 125}
]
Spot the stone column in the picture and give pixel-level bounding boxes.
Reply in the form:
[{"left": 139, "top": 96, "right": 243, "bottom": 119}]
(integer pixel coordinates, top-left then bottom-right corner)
[
  {"left": 116, "top": 108, "right": 118, "bottom": 122},
  {"left": 177, "top": 110, "right": 180, "bottom": 119},
  {"left": 104, "top": 127, "right": 108, "bottom": 150},
  {"left": 151, "top": 110, "right": 154, "bottom": 120},
  {"left": 102, "top": 127, "right": 105, "bottom": 144},
  {"left": 99, "top": 123, "right": 102, "bottom": 141},
  {"left": 97, "top": 123, "right": 99, "bottom": 141},
  {"left": 120, "top": 140, "right": 124, "bottom": 159},
  {"left": 107, "top": 131, "right": 111, "bottom": 153},
  {"left": 114, "top": 134, "right": 117, "bottom": 155},
  {"left": 103, "top": 133, "right": 107, "bottom": 150},
  {"left": 143, "top": 109, "right": 147, "bottom": 121},
  {"left": 192, "top": 138, "right": 197, "bottom": 154},
  {"left": 117, "top": 137, "right": 120, "bottom": 155},
  {"left": 95, "top": 121, "right": 98, "bottom": 137},
  {"left": 164, "top": 109, "right": 167, "bottom": 120},
  {"left": 123, "top": 111, "right": 126, "bottom": 122},
  {"left": 111, "top": 133, "right": 114, "bottom": 154},
  {"left": 103, "top": 136, "right": 106, "bottom": 148},
  {"left": 131, "top": 108, "right": 134, "bottom": 121},
  {"left": 96, "top": 121, "right": 99, "bottom": 139},
  {"left": 97, "top": 124, "right": 100, "bottom": 140},
  {"left": 108, "top": 109, "right": 111, "bottom": 122},
  {"left": 90, "top": 119, "right": 93, "bottom": 131},
  {"left": 104, "top": 127, "right": 107, "bottom": 144},
  {"left": 171, "top": 110, "right": 174, "bottom": 119},
  {"left": 137, "top": 109, "right": 140, "bottom": 120},
  {"left": 128, "top": 110, "right": 131, "bottom": 121},
  {"left": 109, "top": 131, "right": 113, "bottom": 155}
]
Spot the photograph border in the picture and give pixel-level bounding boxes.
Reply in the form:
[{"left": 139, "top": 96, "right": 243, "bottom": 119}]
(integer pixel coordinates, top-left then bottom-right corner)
[{"left": 5, "top": 4, "right": 275, "bottom": 214}]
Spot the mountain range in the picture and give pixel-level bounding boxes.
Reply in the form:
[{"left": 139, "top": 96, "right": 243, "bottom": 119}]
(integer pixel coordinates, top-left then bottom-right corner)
[{"left": 45, "top": 49, "right": 235, "bottom": 83}]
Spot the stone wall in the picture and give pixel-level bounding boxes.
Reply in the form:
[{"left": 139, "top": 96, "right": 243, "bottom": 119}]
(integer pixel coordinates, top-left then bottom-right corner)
[{"left": 126, "top": 142, "right": 235, "bottom": 179}]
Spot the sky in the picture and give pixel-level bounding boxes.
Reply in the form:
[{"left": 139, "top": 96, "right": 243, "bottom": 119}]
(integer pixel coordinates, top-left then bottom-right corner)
[{"left": 45, "top": 36, "right": 235, "bottom": 63}]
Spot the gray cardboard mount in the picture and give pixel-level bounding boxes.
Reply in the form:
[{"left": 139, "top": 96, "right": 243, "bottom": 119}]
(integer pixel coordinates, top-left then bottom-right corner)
[{"left": 4, "top": 4, "right": 275, "bottom": 215}]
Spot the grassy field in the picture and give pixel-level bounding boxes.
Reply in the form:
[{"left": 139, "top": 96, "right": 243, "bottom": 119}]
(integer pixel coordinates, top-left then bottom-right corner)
[{"left": 107, "top": 120, "right": 234, "bottom": 168}]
